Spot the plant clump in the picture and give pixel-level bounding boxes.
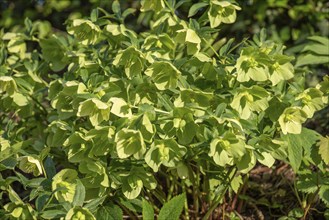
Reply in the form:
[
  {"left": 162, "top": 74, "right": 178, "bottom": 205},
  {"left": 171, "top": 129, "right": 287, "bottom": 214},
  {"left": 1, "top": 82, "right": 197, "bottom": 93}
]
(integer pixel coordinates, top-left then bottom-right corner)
[{"left": 0, "top": 0, "right": 328, "bottom": 219}]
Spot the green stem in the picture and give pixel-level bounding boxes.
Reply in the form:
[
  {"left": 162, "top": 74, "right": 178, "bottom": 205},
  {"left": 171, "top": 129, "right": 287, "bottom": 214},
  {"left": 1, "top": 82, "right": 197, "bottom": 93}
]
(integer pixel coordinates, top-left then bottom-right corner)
[
  {"left": 202, "top": 167, "right": 237, "bottom": 220},
  {"left": 203, "top": 39, "right": 220, "bottom": 58},
  {"left": 302, "top": 171, "right": 321, "bottom": 220},
  {"left": 182, "top": 180, "right": 190, "bottom": 220},
  {"left": 41, "top": 193, "right": 55, "bottom": 212},
  {"left": 163, "top": 1, "right": 179, "bottom": 23},
  {"left": 118, "top": 203, "right": 137, "bottom": 220},
  {"left": 41, "top": 162, "right": 48, "bottom": 179},
  {"left": 302, "top": 190, "right": 319, "bottom": 220},
  {"left": 146, "top": 190, "right": 160, "bottom": 213},
  {"left": 189, "top": 163, "right": 224, "bottom": 174},
  {"left": 194, "top": 166, "right": 200, "bottom": 219},
  {"left": 29, "top": 94, "right": 48, "bottom": 115},
  {"left": 292, "top": 178, "right": 303, "bottom": 208},
  {"left": 131, "top": 105, "right": 170, "bottom": 115},
  {"left": 153, "top": 188, "right": 166, "bottom": 205},
  {"left": 227, "top": 37, "right": 248, "bottom": 55},
  {"left": 167, "top": 175, "right": 174, "bottom": 200}
]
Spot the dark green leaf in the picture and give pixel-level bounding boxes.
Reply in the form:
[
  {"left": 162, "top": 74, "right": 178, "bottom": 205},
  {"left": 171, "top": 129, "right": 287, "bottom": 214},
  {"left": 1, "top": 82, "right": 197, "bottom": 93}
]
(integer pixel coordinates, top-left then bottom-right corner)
[
  {"left": 158, "top": 193, "right": 186, "bottom": 220},
  {"left": 72, "top": 179, "right": 85, "bottom": 207},
  {"left": 91, "top": 9, "right": 99, "bottom": 22},
  {"left": 44, "top": 157, "right": 56, "bottom": 179},
  {"left": 36, "top": 194, "right": 50, "bottom": 212},
  {"left": 188, "top": 2, "right": 209, "bottom": 17},
  {"left": 282, "top": 134, "right": 302, "bottom": 172},
  {"left": 142, "top": 199, "right": 154, "bottom": 220},
  {"left": 41, "top": 210, "right": 66, "bottom": 219},
  {"left": 96, "top": 205, "right": 123, "bottom": 220}
]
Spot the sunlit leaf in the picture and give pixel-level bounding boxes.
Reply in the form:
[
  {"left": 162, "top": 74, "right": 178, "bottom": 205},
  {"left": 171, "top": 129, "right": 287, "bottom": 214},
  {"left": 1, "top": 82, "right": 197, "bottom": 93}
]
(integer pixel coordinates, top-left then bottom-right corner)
[
  {"left": 145, "top": 61, "right": 181, "bottom": 90},
  {"left": 279, "top": 107, "right": 308, "bottom": 135},
  {"left": 115, "top": 129, "right": 146, "bottom": 159},
  {"left": 208, "top": 0, "right": 241, "bottom": 28},
  {"left": 68, "top": 19, "right": 101, "bottom": 45}
]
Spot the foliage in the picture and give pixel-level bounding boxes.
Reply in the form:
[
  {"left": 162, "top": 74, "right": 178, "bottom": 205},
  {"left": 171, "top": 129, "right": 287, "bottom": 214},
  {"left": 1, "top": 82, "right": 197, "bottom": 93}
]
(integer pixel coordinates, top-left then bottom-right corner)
[
  {"left": 0, "top": 0, "right": 328, "bottom": 219},
  {"left": 232, "top": 0, "right": 329, "bottom": 44}
]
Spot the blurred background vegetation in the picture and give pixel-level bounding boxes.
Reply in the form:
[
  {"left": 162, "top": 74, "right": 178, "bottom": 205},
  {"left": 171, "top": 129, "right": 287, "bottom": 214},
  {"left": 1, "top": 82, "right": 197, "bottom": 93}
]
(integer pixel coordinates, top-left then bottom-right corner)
[
  {"left": 1, "top": 0, "right": 328, "bottom": 134},
  {"left": 1, "top": 0, "right": 328, "bottom": 40}
]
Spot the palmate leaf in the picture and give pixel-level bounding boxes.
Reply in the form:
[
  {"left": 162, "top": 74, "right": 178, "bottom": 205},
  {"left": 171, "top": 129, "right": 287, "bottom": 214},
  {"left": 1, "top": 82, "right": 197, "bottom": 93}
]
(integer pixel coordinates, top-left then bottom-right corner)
[
  {"left": 302, "top": 36, "right": 329, "bottom": 55},
  {"left": 230, "top": 175, "right": 243, "bottom": 194},
  {"left": 65, "top": 207, "right": 96, "bottom": 220},
  {"left": 278, "top": 107, "right": 308, "bottom": 135},
  {"left": 77, "top": 98, "right": 111, "bottom": 126},
  {"left": 269, "top": 62, "right": 294, "bottom": 85},
  {"left": 172, "top": 107, "right": 198, "bottom": 144},
  {"left": 110, "top": 97, "right": 132, "bottom": 118},
  {"left": 137, "top": 114, "right": 156, "bottom": 143},
  {"left": 145, "top": 61, "right": 181, "bottom": 90},
  {"left": 145, "top": 139, "right": 186, "bottom": 172},
  {"left": 4, "top": 34, "right": 26, "bottom": 59},
  {"left": 176, "top": 89, "right": 213, "bottom": 108},
  {"left": 115, "top": 129, "right": 146, "bottom": 159},
  {"left": 4, "top": 203, "right": 36, "bottom": 220},
  {"left": 51, "top": 81, "right": 89, "bottom": 119},
  {"left": 142, "top": 34, "right": 175, "bottom": 59},
  {"left": 79, "top": 160, "right": 109, "bottom": 188},
  {"left": 122, "top": 175, "right": 143, "bottom": 200},
  {"left": 296, "top": 88, "right": 325, "bottom": 118},
  {"left": 0, "top": 76, "right": 17, "bottom": 95},
  {"left": 209, "top": 133, "right": 246, "bottom": 167},
  {"left": 257, "top": 151, "right": 275, "bottom": 168},
  {"left": 231, "top": 86, "right": 269, "bottom": 119},
  {"left": 40, "top": 35, "right": 68, "bottom": 72},
  {"left": 68, "top": 19, "right": 101, "bottom": 45},
  {"left": 298, "top": 172, "right": 329, "bottom": 207},
  {"left": 236, "top": 150, "right": 256, "bottom": 173},
  {"left": 208, "top": 0, "right": 241, "bottom": 28},
  {"left": 140, "top": 0, "right": 165, "bottom": 13},
  {"left": 18, "top": 156, "right": 43, "bottom": 176},
  {"left": 121, "top": 167, "right": 157, "bottom": 199},
  {"left": 113, "top": 46, "right": 145, "bottom": 79},
  {"left": 40, "top": 210, "right": 66, "bottom": 219},
  {"left": 265, "top": 97, "right": 289, "bottom": 122},
  {"left": 52, "top": 169, "right": 78, "bottom": 203},
  {"left": 176, "top": 28, "right": 201, "bottom": 55},
  {"left": 85, "top": 126, "right": 115, "bottom": 157},
  {"left": 118, "top": 198, "right": 143, "bottom": 214},
  {"left": 235, "top": 49, "right": 269, "bottom": 82}
]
